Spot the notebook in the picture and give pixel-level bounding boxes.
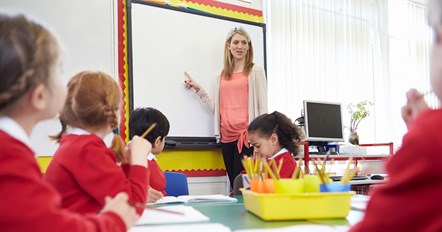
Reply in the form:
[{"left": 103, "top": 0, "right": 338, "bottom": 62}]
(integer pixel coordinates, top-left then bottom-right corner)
[
  {"left": 130, "top": 223, "right": 232, "bottom": 232},
  {"left": 136, "top": 205, "right": 210, "bottom": 225},
  {"left": 350, "top": 194, "right": 370, "bottom": 211},
  {"left": 150, "top": 194, "right": 238, "bottom": 205}
]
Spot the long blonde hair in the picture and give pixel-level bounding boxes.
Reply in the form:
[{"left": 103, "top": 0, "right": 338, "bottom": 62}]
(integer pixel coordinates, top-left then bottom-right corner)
[
  {"left": 51, "top": 71, "right": 126, "bottom": 162},
  {"left": 223, "top": 27, "right": 254, "bottom": 79}
]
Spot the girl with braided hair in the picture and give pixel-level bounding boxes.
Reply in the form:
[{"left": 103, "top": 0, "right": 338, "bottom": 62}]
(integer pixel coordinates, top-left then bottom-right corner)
[
  {"left": 248, "top": 111, "right": 303, "bottom": 178},
  {"left": 44, "top": 71, "right": 151, "bottom": 216},
  {"left": 0, "top": 13, "right": 140, "bottom": 231}
]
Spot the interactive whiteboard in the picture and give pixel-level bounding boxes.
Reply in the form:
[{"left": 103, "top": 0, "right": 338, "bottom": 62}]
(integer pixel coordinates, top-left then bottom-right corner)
[{"left": 128, "top": 0, "right": 266, "bottom": 143}]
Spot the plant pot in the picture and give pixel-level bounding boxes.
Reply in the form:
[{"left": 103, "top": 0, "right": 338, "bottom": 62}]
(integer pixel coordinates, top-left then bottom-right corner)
[{"left": 349, "top": 132, "right": 359, "bottom": 145}]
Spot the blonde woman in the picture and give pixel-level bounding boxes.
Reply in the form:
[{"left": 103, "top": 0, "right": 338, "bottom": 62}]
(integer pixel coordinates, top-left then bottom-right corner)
[{"left": 185, "top": 27, "right": 268, "bottom": 190}]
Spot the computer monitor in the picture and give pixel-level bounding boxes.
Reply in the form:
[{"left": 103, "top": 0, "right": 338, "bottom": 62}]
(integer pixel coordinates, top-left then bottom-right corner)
[{"left": 303, "top": 100, "right": 344, "bottom": 142}]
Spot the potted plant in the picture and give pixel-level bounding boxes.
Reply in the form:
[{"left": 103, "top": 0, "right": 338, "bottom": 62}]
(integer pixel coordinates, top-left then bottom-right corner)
[{"left": 347, "top": 100, "right": 374, "bottom": 145}]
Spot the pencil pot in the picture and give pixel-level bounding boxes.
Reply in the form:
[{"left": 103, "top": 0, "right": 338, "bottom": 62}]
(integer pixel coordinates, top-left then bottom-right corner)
[
  {"left": 261, "top": 179, "right": 274, "bottom": 193},
  {"left": 320, "top": 183, "right": 351, "bottom": 193},
  {"left": 274, "top": 179, "right": 304, "bottom": 194},
  {"left": 250, "top": 179, "right": 264, "bottom": 193},
  {"left": 303, "top": 175, "right": 321, "bottom": 193}
]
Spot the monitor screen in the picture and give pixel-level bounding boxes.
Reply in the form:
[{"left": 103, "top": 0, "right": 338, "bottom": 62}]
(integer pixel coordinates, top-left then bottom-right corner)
[{"left": 303, "top": 100, "right": 344, "bottom": 142}]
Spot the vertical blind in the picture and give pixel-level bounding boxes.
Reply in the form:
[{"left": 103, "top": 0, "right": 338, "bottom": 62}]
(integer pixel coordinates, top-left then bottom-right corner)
[{"left": 265, "top": 0, "right": 433, "bottom": 147}]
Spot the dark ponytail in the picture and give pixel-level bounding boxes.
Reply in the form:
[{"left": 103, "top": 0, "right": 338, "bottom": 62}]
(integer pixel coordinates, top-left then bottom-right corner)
[{"left": 248, "top": 111, "right": 302, "bottom": 154}]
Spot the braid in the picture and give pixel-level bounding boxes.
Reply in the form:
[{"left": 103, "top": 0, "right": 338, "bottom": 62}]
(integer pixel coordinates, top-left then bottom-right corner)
[
  {"left": 106, "top": 104, "right": 125, "bottom": 163},
  {"left": 111, "top": 129, "right": 126, "bottom": 163},
  {"left": 49, "top": 119, "right": 67, "bottom": 143},
  {"left": 0, "top": 14, "right": 60, "bottom": 112},
  {"left": 0, "top": 69, "right": 34, "bottom": 110}
]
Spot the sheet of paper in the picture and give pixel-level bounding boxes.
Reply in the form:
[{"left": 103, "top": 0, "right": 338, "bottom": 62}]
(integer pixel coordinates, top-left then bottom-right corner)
[
  {"left": 177, "top": 194, "right": 238, "bottom": 203},
  {"left": 149, "top": 194, "right": 238, "bottom": 205},
  {"left": 149, "top": 196, "right": 184, "bottom": 205},
  {"left": 129, "top": 223, "right": 232, "bottom": 232},
  {"left": 136, "top": 205, "right": 209, "bottom": 225},
  {"left": 350, "top": 194, "right": 370, "bottom": 211},
  {"left": 235, "top": 225, "right": 349, "bottom": 232}
]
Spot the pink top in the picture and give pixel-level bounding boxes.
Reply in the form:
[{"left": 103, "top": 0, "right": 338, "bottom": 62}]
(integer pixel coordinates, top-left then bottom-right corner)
[{"left": 219, "top": 72, "right": 249, "bottom": 152}]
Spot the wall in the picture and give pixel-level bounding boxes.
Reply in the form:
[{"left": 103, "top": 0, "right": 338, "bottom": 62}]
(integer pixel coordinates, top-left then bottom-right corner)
[{"left": 1, "top": 0, "right": 118, "bottom": 156}]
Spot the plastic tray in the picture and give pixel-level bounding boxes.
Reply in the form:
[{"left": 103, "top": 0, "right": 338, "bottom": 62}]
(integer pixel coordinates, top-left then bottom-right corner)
[{"left": 241, "top": 189, "right": 354, "bottom": 221}]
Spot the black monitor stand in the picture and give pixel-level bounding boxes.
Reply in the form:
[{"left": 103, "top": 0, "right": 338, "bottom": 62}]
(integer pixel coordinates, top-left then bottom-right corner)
[
  {"left": 308, "top": 141, "right": 336, "bottom": 155},
  {"left": 309, "top": 141, "right": 327, "bottom": 151}
]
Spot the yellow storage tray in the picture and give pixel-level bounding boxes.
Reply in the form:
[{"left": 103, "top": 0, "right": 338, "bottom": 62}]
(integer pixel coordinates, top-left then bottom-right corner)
[{"left": 241, "top": 189, "right": 355, "bottom": 221}]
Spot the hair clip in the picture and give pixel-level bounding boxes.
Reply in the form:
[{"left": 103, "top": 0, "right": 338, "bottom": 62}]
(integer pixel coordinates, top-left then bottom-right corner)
[
  {"left": 113, "top": 128, "right": 120, "bottom": 135},
  {"left": 228, "top": 27, "right": 243, "bottom": 37}
]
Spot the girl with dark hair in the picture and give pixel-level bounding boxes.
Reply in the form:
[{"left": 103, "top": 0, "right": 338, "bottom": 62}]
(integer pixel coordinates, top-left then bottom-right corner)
[{"left": 248, "top": 111, "right": 303, "bottom": 178}]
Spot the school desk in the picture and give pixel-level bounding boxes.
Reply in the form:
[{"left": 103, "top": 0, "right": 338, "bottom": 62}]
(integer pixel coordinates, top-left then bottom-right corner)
[{"left": 133, "top": 195, "right": 365, "bottom": 231}]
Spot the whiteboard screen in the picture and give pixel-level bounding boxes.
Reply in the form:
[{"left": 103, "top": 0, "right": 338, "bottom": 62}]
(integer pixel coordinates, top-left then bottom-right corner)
[{"left": 129, "top": 1, "right": 266, "bottom": 139}]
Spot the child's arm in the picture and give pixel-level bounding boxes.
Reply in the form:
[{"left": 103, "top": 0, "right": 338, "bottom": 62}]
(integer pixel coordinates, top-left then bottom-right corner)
[{"left": 148, "top": 186, "right": 164, "bottom": 203}]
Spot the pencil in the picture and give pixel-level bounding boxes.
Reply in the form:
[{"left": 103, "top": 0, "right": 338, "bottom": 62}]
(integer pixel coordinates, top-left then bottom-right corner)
[
  {"left": 270, "top": 159, "right": 280, "bottom": 179},
  {"left": 292, "top": 159, "right": 301, "bottom": 179},
  {"left": 341, "top": 158, "right": 353, "bottom": 184},
  {"left": 241, "top": 158, "right": 252, "bottom": 180},
  {"left": 312, "top": 160, "right": 327, "bottom": 184},
  {"left": 263, "top": 161, "right": 278, "bottom": 180},
  {"left": 277, "top": 159, "right": 284, "bottom": 177},
  {"left": 141, "top": 123, "right": 157, "bottom": 138}
]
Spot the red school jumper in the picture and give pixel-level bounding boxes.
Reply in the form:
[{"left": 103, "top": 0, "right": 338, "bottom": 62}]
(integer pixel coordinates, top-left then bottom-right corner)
[
  {"left": 350, "top": 109, "right": 442, "bottom": 232},
  {"left": 0, "top": 131, "right": 126, "bottom": 232},
  {"left": 44, "top": 133, "right": 148, "bottom": 215},
  {"left": 147, "top": 153, "right": 167, "bottom": 196},
  {"left": 270, "top": 148, "right": 297, "bottom": 178}
]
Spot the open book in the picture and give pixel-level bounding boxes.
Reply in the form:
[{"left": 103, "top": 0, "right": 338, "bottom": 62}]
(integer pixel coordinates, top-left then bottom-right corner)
[
  {"left": 136, "top": 205, "right": 210, "bottom": 225},
  {"left": 150, "top": 194, "right": 238, "bottom": 205}
]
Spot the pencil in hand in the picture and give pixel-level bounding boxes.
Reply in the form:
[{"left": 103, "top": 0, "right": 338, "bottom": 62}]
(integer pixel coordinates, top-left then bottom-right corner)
[{"left": 141, "top": 123, "right": 157, "bottom": 138}]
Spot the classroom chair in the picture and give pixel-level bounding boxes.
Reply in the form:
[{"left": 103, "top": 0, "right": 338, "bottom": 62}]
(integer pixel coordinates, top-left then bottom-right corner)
[
  {"left": 232, "top": 174, "right": 244, "bottom": 195},
  {"left": 164, "top": 172, "right": 189, "bottom": 197}
]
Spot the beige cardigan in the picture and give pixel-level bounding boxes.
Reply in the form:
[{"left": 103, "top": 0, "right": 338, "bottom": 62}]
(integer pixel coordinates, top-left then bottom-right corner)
[{"left": 195, "top": 65, "right": 268, "bottom": 141}]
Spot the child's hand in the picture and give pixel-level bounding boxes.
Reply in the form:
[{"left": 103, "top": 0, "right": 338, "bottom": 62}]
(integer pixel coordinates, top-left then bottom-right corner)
[
  {"left": 147, "top": 186, "right": 164, "bottom": 203},
  {"left": 101, "top": 192, "right": 139, "bottom": 229},
  {"left": 401, "top": 89, "right": 429, "bottom": 129},
  {"left": 184, "top": 72, "right": 202, "bottom": 92},
  {"left": 126, "top": 136, "right": 151, "bottom": 166}
]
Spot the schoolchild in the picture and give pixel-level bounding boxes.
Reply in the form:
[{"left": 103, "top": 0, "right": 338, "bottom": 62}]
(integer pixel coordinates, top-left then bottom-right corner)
[
  {"left": 0, "top": 13, "right": 138, "bottom": 231},
  {"left": 248, "top": 111, "right": 303, "bottom": 178},
  {"left": 44, "top": 70, "right": 151, "bottom": 215}
]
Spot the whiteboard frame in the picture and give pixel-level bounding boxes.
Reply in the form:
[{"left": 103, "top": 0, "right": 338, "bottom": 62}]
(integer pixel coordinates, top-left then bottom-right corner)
[{"left": 126, "top": 0, "right": 266, "bottom": 148}]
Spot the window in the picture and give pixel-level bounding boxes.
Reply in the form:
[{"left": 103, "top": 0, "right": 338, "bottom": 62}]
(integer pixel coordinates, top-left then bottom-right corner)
[{"left": 265, "top": 0, "right": 433, "bottom": 148}]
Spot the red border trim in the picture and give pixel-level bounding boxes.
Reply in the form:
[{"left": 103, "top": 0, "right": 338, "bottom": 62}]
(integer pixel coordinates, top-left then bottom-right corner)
[
  {"left": 185, "top": 0, "right": 262, "bottom": 16},
  {"left": 118, "top": 0, "right": 128, "bottom": 141}
]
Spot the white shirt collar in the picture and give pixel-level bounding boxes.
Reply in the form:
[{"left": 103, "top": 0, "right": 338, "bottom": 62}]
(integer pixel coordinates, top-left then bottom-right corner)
[
  {"left": 147, "top": 152, "right": 156, "bottom": 161},
  {"left": 269, "top": 148, "right": 289, "bottom": 160},
  {"left": 0, "top": 116, "right": 33, "bottom": 150},
  {"left": 66, "top": 127, "right": 90, "bottom": 135}
]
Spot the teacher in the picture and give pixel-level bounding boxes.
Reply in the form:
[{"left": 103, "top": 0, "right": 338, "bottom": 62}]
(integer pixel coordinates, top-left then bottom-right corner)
[{"left": 185, "top": 27, "right": 268, "bottom": 190}]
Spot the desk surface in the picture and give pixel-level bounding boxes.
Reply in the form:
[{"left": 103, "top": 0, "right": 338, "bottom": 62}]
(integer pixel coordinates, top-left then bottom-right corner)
[{"left": 190, "top": 196, "right": 364, "bottom": 230}]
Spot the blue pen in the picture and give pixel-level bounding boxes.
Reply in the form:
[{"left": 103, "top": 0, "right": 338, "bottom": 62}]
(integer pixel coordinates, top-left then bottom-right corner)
[{"left": 323, "top": 149, "right": 331, "bottom": 164}]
